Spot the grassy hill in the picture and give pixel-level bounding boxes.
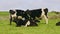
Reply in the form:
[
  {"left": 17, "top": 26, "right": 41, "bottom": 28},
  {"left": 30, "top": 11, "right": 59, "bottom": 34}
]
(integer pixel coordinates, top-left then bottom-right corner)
[{"left": 0, "top": 12, "right": 60, "bottom": 34}]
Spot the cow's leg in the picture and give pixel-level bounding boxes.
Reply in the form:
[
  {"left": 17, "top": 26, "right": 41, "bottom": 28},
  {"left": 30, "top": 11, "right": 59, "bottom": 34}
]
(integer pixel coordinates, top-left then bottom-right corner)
[
  {"left": 41, "top": 8, "right": 48, "bottom": 24},
  {"left": 44, "top": 15, "right": 48, "bottom": 24},
  {"left": 25, "top": 20, "right": 30, "bottom": 27},
  {"left": 35, "top": 17, "right": 40, "bottom": 22},
  {"left": 10, "top": 16, "right": 12, "bottom": 25}
]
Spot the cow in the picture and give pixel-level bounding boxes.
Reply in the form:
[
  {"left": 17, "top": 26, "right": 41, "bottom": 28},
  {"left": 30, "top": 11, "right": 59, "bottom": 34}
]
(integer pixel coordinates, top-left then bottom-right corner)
[
  {"left": 15, "top": 9, "right": 28, "bottom": 27},
  {"left": 25, "top": 8, "right": 48, "bottom": 26},
  {"left": 56, "top": 22, "right": 60, "bottom": 26},
  {"left": 15, "top": 9, "right": 38, "bottom": 27},
  {"left": 9, "top": 10, "right": 17, "bottom": 25}
]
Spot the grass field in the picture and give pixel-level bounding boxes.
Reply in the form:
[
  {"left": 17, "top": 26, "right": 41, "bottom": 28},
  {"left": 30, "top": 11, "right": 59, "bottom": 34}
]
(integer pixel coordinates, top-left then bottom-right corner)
[{"left": 0, "top": 12, "right": 60, "bottom": 34}]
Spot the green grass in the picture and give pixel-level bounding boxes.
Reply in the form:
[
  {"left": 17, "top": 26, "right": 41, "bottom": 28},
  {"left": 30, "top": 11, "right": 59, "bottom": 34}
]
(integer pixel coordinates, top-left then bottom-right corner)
[{"left": 0, "top": 12, "right": 60, "bottom": 34}]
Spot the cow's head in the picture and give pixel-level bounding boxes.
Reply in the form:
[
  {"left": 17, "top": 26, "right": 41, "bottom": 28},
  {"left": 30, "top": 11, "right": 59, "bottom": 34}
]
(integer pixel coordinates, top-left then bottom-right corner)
[{"left": 9, "top": 10, "right": 16, "bottom": 15}]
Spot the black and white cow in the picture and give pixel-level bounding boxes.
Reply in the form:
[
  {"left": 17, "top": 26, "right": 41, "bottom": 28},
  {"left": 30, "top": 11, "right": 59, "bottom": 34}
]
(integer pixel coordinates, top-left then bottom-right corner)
[
  {"left": 15, "top": 9, "right": 29, "bottom": 27},
  {"left": 9, "top": 10, "right": 17, "bottom": 25},
  {"left": 15, "top": 9, "right": 38, "bottom": 27},
  {"left": 56, "top": 22, "right": 60, "bottom": 26},
  {"left": 25, "top": 8, "right": 48, "bottom": 25}
]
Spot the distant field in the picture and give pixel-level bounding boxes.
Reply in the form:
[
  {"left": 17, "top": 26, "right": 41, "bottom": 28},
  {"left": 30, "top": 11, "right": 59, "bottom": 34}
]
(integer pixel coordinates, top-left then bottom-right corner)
[{"left": 0, "top": 12, "right": 60, "bottom": 34}]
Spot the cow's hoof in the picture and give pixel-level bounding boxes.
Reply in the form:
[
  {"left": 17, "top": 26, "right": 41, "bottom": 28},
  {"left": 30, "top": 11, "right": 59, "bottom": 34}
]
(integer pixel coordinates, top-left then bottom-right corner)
[
  {"left": 45, "top": 23, "right": 48, "bottom": 24},
  {"left": 9, "top": 24, "right": 12, "bottom": 25}
]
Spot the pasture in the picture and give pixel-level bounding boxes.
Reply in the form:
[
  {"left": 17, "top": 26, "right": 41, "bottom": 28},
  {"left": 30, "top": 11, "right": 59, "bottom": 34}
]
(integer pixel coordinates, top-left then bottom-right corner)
[{"left": 0, "top": 11, "right": 60, "bottom": 34}]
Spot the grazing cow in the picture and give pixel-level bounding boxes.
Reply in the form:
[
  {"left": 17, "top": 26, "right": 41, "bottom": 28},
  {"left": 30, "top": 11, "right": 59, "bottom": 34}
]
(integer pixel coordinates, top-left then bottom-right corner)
[
  {"left": 56, "top": 22, "right": 60, "bottom": 26},
  {"left": 9, "top": 10, "right": 17, "bottom": 25},
  {"left": 26, "top": 8, "right": 48, "bottom": 25}
]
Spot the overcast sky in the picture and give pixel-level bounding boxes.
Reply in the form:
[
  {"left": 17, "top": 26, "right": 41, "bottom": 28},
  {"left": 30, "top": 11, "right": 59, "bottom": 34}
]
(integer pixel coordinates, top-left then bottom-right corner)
[{"left": 0, "top": 0, "right": 60, "bottom": 12}]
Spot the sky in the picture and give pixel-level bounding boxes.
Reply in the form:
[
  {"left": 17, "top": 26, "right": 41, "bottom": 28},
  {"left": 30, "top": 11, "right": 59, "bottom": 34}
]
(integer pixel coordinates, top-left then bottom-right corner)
[{"left": 0, "top": 0, "right": 60, "bottom": 12}]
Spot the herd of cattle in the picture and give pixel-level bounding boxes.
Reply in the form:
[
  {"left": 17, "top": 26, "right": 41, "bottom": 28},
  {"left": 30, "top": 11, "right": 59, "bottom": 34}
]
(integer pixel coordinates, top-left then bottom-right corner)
[
  {"left": 9, "top": 8, "right": 60, "bottom": 27},
  {"left": 9, "top": 8, "right": 48, "bottom": 27}
]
